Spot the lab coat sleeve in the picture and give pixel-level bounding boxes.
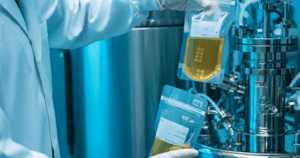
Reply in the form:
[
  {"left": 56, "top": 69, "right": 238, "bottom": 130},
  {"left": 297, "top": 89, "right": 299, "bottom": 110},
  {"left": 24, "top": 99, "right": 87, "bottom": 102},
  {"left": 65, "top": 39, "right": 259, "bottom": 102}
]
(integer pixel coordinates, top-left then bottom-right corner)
[
  {"left": 0, "top": 108, "right": 49, "bottom": 158},
  {"left": 36, "top": 0, "right": 162, "bottom": 49}
]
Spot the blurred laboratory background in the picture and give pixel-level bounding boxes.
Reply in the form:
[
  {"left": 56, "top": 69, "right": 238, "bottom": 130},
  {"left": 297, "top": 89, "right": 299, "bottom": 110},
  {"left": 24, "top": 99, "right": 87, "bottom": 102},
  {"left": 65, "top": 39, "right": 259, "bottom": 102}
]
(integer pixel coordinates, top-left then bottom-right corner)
[
  {"left": 49, "top": 1, "right": 300, "bottom": 158},
  {"left": 50, "top": 9, "right": 187, "bottom": 158}
]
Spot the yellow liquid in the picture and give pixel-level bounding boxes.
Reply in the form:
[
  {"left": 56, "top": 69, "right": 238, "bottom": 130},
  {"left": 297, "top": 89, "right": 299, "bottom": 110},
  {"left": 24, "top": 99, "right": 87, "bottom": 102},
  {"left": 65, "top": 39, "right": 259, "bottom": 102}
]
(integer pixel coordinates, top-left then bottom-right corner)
[
  {"left": 150, "top": 138, "right": 191, "bottom": 156},
  {"left": 183, "top": 37, "right": 224, "bottom": 81}
]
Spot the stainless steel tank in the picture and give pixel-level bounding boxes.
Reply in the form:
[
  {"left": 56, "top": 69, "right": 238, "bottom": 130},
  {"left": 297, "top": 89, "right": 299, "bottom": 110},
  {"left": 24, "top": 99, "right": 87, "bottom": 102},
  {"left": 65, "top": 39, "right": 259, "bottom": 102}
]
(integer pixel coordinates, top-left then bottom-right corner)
[{"left": 69, "top": 10, "right": 185, "bottom": 158}]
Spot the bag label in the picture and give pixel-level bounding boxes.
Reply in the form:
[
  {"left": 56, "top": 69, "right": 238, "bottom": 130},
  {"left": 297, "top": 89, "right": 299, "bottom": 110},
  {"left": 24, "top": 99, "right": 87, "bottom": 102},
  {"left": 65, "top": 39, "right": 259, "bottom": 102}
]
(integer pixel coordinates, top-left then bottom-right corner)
[{"left": 156, "top": 117, "right": 189, "bottom": 146}]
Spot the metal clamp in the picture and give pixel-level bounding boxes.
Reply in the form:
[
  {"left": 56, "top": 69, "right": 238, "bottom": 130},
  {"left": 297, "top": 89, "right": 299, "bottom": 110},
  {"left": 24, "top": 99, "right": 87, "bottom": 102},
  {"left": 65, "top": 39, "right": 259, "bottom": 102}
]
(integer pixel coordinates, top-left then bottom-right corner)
[
  {"left": 213, "top": 111, "right": 244, "bottom": 151},
  {"left": 233, "top": 44, "right": 298, "bottom": 53},
  {"left": 256, "top": 95, "right": 282, "bottom": 117},
  {"left": 261, "top": 105, "right": 281, "bottom": 116},
  {"left": 213, "top": 109, "right": 235, "bottom": 130},
  {"left": 207, "top": 106, "right": 218, "bottom": 115},
  {"left": 211, "top": 74, "right": 245, "bottom": 95}
]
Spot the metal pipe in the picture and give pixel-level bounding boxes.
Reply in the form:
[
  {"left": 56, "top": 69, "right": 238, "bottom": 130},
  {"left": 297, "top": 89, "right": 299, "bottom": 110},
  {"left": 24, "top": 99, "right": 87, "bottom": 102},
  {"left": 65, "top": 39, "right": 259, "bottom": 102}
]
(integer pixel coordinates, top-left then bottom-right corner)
[
  {"left": 233, "top": 130, "right": 243, "bottom": 152},
  {"left": 282, "top": 2, "right": 289, "bottom": 38},
  {"left": 283, "top": 2, "right": 289, "bottom": 23},
  {"left": 294, "top": 130, "right": 300, "bottom": 153},
  {"left": 263, "top": 8, "right": 271, "bottom": 38}
]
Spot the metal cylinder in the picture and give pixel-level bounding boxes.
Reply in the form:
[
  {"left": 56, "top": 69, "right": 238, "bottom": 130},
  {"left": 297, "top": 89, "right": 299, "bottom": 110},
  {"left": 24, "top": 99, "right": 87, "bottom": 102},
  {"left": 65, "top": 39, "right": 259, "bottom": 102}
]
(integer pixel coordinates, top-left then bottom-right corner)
[
  {"left": 234, "top": 36, "right": 298, "bottom": 153},
  {"left": 245, "top": 51, "right": 287, "bottom": 153},
  {"left": 233, "top": 130, "right": 243, "bottom": 152},
  {"left": 68, "top": 10, "right": 185, "bottom": 158},
  {"left": 245, "top": 73, "right": 286, "bottom": 153}
]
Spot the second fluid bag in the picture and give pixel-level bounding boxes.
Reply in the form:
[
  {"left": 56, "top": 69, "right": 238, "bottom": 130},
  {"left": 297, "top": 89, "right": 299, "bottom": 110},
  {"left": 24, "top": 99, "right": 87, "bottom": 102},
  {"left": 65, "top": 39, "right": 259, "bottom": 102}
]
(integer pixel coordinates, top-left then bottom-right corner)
[{"left": 149, "top": 85, "right": 208, "bottom": 157}]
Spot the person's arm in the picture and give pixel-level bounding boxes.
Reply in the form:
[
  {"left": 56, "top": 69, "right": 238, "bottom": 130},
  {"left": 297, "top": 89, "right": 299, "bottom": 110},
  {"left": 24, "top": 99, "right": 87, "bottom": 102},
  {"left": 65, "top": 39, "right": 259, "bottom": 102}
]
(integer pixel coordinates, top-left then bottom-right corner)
[
  {"left": 36, "top": 0, "right": 162, "bottom": 49},
  {"left": 0, "top": 108, "right": 49, "bottom": 158}
]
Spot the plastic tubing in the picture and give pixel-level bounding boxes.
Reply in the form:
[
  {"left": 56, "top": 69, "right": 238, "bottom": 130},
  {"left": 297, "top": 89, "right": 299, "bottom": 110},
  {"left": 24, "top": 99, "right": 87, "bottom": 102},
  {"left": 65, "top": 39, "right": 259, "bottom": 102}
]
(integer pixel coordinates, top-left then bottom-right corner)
[
  {"left": 197, "top": 93, "right": 221, "bottom": 113},
  {"left": 287, "top": 72, "right": 300, "bottom": 101},
  {"left": 289, "top": 72, "right": 300, "bottom": 87},
  {"left": 239, "top": 0, "right": 260, "bottom": 24},
  {"left": 189, "top": 81, "right": 221, "bottom": 113}
]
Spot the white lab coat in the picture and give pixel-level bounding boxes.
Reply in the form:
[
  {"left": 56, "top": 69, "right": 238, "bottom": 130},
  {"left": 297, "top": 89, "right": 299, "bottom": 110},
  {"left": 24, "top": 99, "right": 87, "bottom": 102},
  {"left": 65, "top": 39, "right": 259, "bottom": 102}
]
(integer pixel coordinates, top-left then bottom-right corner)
[{"left": 0, "top": 0, "right": 161, "bottom": 157}]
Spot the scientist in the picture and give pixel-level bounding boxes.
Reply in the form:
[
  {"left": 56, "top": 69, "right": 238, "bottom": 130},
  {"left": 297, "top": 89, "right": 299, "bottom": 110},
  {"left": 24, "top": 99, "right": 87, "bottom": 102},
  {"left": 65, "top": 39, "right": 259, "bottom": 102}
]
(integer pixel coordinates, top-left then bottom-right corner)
[{"left": 0, "top": 0, "right": 207, "bottom": 157}]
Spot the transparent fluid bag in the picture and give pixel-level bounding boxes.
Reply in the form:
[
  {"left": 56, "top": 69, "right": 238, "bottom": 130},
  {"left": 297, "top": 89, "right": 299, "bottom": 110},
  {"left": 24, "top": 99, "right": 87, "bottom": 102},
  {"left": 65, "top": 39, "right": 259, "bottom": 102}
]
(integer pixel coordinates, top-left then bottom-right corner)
[
  {"left": 149, "top": 85, "right": 208, "bottom": 157},
  {"left": 178, "top": 0, "right": 236, "bottom": 84}
]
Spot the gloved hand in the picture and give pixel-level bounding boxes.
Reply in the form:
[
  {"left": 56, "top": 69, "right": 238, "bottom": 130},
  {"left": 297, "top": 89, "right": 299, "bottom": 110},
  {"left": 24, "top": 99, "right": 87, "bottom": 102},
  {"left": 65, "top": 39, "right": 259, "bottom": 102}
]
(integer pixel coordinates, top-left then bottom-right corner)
[
  {"left": 150, "top": 149, "right": 199, "bottom": 158},
  {"left": 156, "top": 0, "right": 216, "bottom": 11}
]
